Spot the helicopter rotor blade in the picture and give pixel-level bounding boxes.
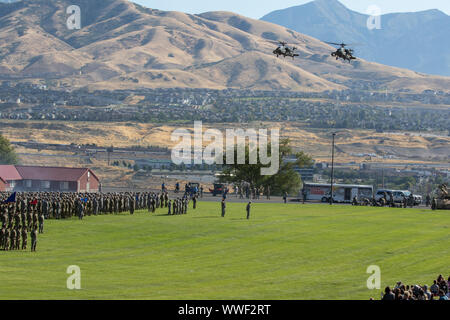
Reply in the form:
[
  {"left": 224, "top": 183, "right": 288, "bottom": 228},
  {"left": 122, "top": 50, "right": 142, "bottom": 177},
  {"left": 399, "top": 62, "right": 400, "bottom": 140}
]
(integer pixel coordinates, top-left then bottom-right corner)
[
  {"left": 324, "top": 41, "right": 342, "bottom": 46},
  {"left": 266, "top": 40, "right": 284, "bottom": 45},
  {"left": 324, "top": 41, "right": 364, "bottom": 47}
]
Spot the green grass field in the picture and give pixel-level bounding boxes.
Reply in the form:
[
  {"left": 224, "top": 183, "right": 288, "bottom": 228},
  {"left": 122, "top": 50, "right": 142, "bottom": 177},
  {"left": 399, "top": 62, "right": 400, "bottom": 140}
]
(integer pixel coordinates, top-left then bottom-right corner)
[{"left": 1, "top": 202, "right": 449, "bottom": 300}]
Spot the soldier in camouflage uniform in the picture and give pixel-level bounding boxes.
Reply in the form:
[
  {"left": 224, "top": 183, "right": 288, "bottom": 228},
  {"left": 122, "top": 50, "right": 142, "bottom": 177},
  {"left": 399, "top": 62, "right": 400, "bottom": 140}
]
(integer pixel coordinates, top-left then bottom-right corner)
[
  {"left": 15, "top": 226, "right": 21, "bottom": 250},
  {"left": 30, "top": 225, "right": 37, "bottom": 252},
  {"left": 21, "top": 226, "right": 27, "bottom": 250},
  {"left": 38, "top": 213, "right": 44, "bottom": 234},
  {"left": 129, "top": 196, "right": 135, "bottom": 215},
  {"left": 0, "top": 226, "right": 5, "bottom": 249},
  {"left": 4, "top": 227, "right": 10, "bottom": 251},
  {"left": 9, "top": 227, "right": 16, "bottom": 251}
]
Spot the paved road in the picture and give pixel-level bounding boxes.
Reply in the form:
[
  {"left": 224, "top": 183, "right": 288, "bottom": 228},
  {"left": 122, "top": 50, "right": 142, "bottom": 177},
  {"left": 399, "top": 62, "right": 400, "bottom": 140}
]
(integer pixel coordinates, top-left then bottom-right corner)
[
  {"left": 174, "top": 193, "right": 432, "bottom": 209},
  {"left": 102, "top": 187, "right": 432, "bottom": 209}
]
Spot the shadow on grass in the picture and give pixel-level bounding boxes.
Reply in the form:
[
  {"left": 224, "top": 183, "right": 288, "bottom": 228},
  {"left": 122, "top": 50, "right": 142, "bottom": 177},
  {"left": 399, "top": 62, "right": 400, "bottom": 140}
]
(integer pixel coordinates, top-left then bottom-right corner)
[
  {"left": 192, "top": 216, "right": 221, "bottom": 219},
  {"left": 154, "top": 214, "right": 179, "bottom": 217}
]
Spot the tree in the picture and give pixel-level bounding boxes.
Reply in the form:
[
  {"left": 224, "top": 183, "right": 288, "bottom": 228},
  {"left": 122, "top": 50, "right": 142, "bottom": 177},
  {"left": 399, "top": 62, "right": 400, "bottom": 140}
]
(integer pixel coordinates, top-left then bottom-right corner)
[
  {"left": 0, "top": 134, "right": 18, "bottom": 165},
  {"left": 220, "top": 139, "right": 313, "bottom": 196}
]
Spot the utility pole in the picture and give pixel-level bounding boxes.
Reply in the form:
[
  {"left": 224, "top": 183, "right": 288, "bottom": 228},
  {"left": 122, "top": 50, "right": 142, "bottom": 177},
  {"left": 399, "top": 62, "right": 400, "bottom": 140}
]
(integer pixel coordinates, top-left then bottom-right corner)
[
  {"left": 107, "top": 146, "right": 114, "bottom": 166},
  {"left": 330, "top": 133, "right": 336, "bottom": 205}
]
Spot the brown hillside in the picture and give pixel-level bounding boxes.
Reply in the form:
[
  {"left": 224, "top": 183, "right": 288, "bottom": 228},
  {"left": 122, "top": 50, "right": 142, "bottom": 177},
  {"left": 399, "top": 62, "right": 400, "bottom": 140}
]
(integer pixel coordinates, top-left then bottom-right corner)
[{"left": 0, "top": 0, "right": 449, "bottom": 92}]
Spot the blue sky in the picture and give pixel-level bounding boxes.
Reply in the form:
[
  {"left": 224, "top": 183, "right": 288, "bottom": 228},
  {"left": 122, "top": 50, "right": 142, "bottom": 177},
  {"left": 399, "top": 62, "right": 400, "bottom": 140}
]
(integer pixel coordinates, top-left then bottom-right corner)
[{"left": 133, "top": 0, "right": 450, "bottom": 18}]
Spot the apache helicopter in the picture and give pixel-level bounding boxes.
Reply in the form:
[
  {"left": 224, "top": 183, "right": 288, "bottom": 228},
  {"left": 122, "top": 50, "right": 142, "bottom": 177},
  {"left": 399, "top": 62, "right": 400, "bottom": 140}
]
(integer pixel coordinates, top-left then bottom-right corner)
[
  {"left": 325, "top": 42, "right": 357, "bottom": 62},
  {"left": 272, "top": 41, "right": 300, "bottom": 59}
]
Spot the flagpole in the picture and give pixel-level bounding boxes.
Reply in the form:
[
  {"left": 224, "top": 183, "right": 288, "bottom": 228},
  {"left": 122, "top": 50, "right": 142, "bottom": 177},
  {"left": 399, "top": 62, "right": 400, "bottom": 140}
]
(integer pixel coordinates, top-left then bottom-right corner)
[{"left": 330, "top": 133, "right": 336, "bottom": 206}]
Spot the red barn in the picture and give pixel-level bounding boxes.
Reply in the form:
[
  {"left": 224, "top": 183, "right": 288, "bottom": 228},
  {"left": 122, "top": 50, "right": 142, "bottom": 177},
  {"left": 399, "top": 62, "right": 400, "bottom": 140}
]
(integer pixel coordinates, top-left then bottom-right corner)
[
  {"left": 0, "top": 177, "right": 6, "bottom": 192},
  {"left": 0, "top": 165, "right": 100, "bottom": 193},
  {"left": 0, "top": 165, "right": 22, "bottom": 191}
]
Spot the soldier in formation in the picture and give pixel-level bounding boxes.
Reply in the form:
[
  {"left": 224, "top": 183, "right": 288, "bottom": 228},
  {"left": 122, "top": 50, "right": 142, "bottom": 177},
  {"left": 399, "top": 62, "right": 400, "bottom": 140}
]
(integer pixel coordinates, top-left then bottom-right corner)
[
  {"left": 1, "top": 190, "right": 179, "bottom": 251},
  {"left": 0, "top": 201, "right": 40, "bottom": 252}
]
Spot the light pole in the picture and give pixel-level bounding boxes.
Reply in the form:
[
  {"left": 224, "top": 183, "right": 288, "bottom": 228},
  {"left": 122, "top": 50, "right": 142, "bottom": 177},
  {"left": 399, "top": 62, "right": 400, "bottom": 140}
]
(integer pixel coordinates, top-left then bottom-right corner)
[{"left": 330, "top": 133, "right": 336, "bottom": 205}]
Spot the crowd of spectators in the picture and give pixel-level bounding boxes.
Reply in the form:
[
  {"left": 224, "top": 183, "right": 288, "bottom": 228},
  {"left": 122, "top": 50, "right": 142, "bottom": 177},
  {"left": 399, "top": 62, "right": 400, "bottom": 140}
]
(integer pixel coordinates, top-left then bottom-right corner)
[{"left": 380, "top": 275, "right": 449, "bottom": 301}]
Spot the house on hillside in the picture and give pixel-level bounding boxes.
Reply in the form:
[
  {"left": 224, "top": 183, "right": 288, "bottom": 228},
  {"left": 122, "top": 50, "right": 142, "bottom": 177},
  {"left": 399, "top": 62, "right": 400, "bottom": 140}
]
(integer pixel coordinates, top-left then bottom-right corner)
[{"left": 0, "top": 165, "right": 100, "bottom": 192}]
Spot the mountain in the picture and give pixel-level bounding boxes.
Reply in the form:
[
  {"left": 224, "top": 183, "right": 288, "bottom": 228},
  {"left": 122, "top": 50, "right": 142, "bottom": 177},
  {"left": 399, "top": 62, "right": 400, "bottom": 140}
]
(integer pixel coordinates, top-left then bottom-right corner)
[
  {"left": 0, "top": 0, "right": 449, "bottom": 92},
  {"left": 261, "top": 0, "right": 450, "bottom": 77}
]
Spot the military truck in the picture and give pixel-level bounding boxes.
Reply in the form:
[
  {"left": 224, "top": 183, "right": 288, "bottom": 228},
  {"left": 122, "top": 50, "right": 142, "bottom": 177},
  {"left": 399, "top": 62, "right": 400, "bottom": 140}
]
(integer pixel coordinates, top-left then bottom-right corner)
[
  {"left": 209, "top": 183, "right": 229, "bottom": 197},
  {"left": 431, "top": 184, "right": 450, "bottom": 210}
]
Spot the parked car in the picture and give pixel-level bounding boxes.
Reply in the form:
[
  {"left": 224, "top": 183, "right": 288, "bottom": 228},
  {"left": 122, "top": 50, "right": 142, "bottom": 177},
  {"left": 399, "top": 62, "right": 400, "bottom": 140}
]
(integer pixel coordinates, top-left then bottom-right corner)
[
  {"left": 374, "top": 189, "right": 394, "bottom": 202},
  {"left": 392, "top": 190, "right": 412, "bottom": 203}
]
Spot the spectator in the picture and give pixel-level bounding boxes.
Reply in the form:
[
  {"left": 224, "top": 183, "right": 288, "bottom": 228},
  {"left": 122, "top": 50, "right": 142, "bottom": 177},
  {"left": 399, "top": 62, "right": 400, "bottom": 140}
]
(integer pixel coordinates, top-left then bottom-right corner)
[
  {"left": 439, "top": 290, "right": 448, "bottom": 301},
  {"left": 381, "top": 275, "right": 449, "bottom": 300},
  {"left": 439, "top": 276, "right": 448, "bottom": 294},
  {"left": 431, "top": 280, "right": 440, "bottom": 296},
  {"left": 447, "top": 277, "right": 450, "bottom": 298},
  {"left": 423, "top": 285, "right": 431, "bottom": 300},
  {"left": 382, "top": 286, "right": 395, "bottom": 300},
  {"left": 403, "top": 291, "right": 411, "bottom": 300}
]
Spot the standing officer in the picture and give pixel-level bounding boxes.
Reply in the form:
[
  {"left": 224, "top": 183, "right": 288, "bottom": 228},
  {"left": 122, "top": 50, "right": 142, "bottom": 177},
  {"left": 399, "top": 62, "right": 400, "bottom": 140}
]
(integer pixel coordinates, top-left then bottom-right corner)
[
  {"left": 425, "top": 194, "right": 431, "bottom": 207},
  {"left": 302, "top": 188, "right": 307, "bottom": 204},
  {"left": 192, "top": 195, "right": 197, "bottom": 210},
  {"left": 221, "top": 200, "right": 226, "bottom": 218},
  {"left": 246, "top": 201, "right": 252, "bottom": 220}
]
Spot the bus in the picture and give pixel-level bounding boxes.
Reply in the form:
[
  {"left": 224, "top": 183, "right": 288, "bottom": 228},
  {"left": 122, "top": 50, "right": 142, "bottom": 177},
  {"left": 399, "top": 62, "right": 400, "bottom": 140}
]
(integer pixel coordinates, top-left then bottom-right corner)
[{"left": 302, "top": 182, "right": 374, "bottom": 203}]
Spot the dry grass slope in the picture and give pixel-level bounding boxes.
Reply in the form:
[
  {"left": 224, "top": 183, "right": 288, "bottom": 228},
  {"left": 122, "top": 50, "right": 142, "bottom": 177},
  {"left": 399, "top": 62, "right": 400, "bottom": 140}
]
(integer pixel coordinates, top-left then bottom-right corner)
[{"left": 0, "top": 0, "right": 449, "bottom": 92}]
